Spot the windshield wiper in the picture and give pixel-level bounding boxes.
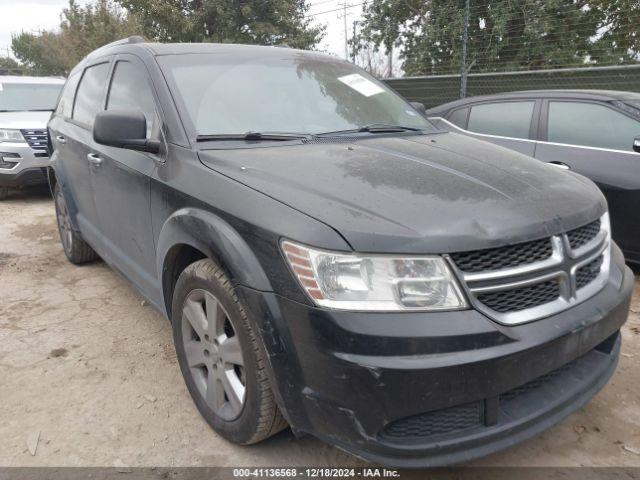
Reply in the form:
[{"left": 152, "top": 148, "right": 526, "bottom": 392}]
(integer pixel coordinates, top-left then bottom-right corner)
[
  {"left": 0, "top": 109, "right": 54, "bottom": 112},
  {"left": 196, "top": 132, "right": 311, "bottom": 142},
  {"left": 317, "top": 124, "right": 423, "bottom": 136}
]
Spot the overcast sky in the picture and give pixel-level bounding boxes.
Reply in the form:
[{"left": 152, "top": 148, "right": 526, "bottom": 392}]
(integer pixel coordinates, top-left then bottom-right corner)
[{"left": 0, "top": 0, "right": 365, "bottom": 60}]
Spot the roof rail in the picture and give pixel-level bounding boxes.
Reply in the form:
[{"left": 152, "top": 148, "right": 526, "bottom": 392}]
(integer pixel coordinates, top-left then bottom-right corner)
[
  {"left": 102, "top": 36, "right": 144, "bottom": 49},
  {"left": 88, "top": 36, "right": 145, "bottom": 57}
]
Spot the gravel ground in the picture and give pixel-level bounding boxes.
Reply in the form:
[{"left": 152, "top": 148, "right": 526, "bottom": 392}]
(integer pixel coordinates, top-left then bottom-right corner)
[{"left": 0, "top": 187, "right": 639, "bottom": 468}]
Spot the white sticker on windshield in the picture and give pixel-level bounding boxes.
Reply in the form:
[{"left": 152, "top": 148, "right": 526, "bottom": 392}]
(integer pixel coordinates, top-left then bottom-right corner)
[
  {"left": 0, "top": 83, "right": 3, "bottom": 91},
  {"left": 338, "top": 74, "right": 385, "bottom": 97}
]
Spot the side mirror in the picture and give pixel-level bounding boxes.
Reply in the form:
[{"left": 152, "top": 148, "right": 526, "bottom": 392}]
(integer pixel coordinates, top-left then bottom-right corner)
[
  {"left": 410, "top": 101, "right": 426, "bottom": 115},
  {"left": 93, "top": 109, "right": 160, "bottom": 154},
  {"left": 633, "top": 137, "right": 640, "bottom": 153}
]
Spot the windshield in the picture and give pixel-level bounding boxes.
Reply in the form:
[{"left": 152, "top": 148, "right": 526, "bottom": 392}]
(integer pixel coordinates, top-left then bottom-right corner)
[
  {"left": 158, "top": 52, "right": 435, "bottom": 136},
  {"left": 0, "top": 82, "right": 63, "bottom": 112}
]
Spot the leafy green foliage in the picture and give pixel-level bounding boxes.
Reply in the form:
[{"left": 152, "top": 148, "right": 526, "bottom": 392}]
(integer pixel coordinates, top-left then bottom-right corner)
[
  {"left": 355, "top": 0, "right": 640, "bottom": 76},
  {"left": 116, "top": 0, "right": 325, "bottom": 49},
  {"left": 10, "top": 0, "right": 324, "bottom": 76},
  {"left": 12, "top": 0, "right": 142, "bottom": 75},
  {"left": 589, "top": 0, "right": 640, "bottom": 65}
]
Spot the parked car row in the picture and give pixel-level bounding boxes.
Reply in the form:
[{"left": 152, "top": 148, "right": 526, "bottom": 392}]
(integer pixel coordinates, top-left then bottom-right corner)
[
  {"left": 44, "top": 37, "right": 633, "bottom": 467},
  {"left": 0, "top": 75, "right": 64, "bottom": 199},
  {"left": 425, "top": 90, "right": 640, "bottom": 266},
  {"left": 3, "top": 76, "right": 639, "bottom": 270}
]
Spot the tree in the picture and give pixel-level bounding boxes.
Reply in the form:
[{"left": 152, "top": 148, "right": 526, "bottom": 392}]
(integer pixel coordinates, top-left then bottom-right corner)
[
  {"left": 354, "top": 44, "right": 393, "bottom": 78},
  {"left": 589, "top": 0, "right": 640, "bottom": 65},
  {"left": 355, "top": 0, "right": 637, "bottom": 77},
  {"left": 0, "top": 56, "right": 25, "bottom": 75},
  {"left": 12, "top": 31, "right": 67, "bottom": 76},
  {"left": 12, "top": 0, "right": 143, "bottom": 76},
  {"left": 116, "top": 0, "right": 325, "bottom": 49}
]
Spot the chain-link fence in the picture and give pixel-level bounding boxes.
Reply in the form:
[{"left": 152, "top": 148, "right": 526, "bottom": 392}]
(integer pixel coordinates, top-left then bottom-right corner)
[
  {"left": 384, "top": 64, "right": 640, "bottom": 109},
  {"left": 372, "top": 0, "right": 640, "bottom": 108}
]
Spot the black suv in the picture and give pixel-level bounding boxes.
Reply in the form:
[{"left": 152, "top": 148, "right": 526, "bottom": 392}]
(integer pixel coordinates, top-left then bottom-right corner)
[{"left": 48, "top": 37, "right": 634, "bottom": 467}]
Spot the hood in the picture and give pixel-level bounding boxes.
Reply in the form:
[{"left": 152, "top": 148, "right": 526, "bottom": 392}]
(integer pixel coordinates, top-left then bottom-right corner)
[
  {"left": 0, "top": 111, "right": 53, "bottom": 130},
  {"left": 198, "top": 132, "right": 606, "bottom": 254}
]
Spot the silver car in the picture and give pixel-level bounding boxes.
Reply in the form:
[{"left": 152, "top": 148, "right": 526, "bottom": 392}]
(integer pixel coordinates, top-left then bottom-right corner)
[{"left": 0, "top": 75, "right": 65, "bottom": 199}]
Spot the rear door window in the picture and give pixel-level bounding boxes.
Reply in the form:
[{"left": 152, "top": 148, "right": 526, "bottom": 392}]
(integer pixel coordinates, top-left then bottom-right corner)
[
  {"left": 467, "top": 101, "right": 535, "bottom": 139},
  {"left": 547, "top": 101, "right": 640, "bottom": 151},
  {"left": 73, "top": 62, "right": 110, "bottom": 127}
]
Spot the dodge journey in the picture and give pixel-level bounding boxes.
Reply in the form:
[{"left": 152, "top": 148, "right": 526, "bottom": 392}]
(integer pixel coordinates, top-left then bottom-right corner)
[{"left": 47, "top": 37, "right": 634, "bottom": 467}]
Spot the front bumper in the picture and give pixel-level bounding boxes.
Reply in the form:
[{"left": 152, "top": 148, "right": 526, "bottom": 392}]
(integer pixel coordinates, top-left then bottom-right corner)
[
  {"left": 0, "top": 143, "right": 49, "bottom": 187},
  {"left": 238, "top": 245, "right": 634, "bottom": 467}
]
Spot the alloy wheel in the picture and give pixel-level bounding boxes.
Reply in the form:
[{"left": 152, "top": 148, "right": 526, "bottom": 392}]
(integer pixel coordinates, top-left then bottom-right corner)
[
  {"left": 181, "top": 289, "right": 246, "bottom": 421},
  {"left": 55, "top": 188, "right": 73, "bottom": 253}
]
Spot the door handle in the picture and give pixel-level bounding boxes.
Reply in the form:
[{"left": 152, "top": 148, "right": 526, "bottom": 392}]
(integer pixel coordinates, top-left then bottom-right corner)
[
  {"left": 87, "top": 153, "right": 103, "bottom": 166},
  {"left": 548, "top": 161, "right": 571, "bottom": 170},
  {"left": 55, "top": 135, "right": 66, "bottom": 144}
]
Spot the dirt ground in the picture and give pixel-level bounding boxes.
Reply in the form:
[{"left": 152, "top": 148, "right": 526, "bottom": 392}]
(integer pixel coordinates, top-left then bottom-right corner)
[{"left": 1, "top": 187, "right": 639, "bottom": 468}]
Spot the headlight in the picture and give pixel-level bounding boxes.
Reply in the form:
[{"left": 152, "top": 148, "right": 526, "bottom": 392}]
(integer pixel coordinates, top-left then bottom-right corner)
[
  {"left": 281, "top": 240, "right": 467, "bottom": 311},
  {"left": 0, "top": 129, "right": 25, "bottom": 143}
]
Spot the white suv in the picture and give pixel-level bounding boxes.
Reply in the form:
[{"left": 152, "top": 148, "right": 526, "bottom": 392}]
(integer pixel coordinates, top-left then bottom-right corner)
[{"left": 0, "top": 75, "right": 65, "bottom": 199}]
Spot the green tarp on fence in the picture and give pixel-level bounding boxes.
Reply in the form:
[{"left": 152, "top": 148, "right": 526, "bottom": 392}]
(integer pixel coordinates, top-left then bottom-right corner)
[{"left": 384, "top": 65, "right": 640, "bottom": 109}]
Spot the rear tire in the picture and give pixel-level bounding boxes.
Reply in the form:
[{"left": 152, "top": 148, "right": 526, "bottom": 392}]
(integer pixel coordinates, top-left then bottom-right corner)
[
  {"left": 172, "top": 258, "right": 288, "bottom": 444},
  {"left": 54, "top": 183, "right": 99, "bottom": 264},
  {"left": 0, "top": 187, "right": 8, "bottom": 200}
]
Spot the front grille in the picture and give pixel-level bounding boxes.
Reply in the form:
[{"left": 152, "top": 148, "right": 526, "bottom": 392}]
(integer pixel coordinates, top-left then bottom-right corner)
[
  {"left": 567, "top": 219, "right": 601, "bottom": 250},
  {"left": 20, "top": 129, "right": 48, "bottom": 152},
  {"left": 576, "top": 255, "right": 604, "bottom": 290},
  {"left": 477, "top": 280, "right": 560, "bottom": 313},
  {"left": 451, "top": 216, "right": 609, "bottom": 324},
  {"left": 450, "top": 237, "right": 552, "bottom": 273},
  {"left": 381, "top": 402, "right": 482, "bottom": 439}
]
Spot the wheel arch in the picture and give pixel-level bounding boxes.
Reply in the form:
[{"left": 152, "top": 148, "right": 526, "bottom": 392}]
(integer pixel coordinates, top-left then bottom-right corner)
[{"left": 157, "top": 208, "right": 273, "bottom": 319}]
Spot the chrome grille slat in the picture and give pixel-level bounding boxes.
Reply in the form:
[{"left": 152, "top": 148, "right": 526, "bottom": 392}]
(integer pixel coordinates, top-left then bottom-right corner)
[{"left": 449, "top": 213, "right": 611, "bottom": 325}]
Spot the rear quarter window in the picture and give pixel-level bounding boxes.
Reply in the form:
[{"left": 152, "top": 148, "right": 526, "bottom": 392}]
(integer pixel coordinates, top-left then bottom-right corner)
[
  {"left": 56, "top": 72, "right": 80, "bottom": 118},
  {"left": 447, "top": 108, "right": 469, "bottom": 128}
]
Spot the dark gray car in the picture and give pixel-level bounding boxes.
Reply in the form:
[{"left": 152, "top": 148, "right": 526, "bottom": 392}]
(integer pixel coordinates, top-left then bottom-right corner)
[{"left": 426, "top": 90, "right": 640, "bottom": 265}]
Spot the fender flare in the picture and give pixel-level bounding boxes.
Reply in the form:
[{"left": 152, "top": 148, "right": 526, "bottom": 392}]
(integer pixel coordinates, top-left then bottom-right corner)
[{"left": 156, "top": 207, "right": 273, "bottom": 311}]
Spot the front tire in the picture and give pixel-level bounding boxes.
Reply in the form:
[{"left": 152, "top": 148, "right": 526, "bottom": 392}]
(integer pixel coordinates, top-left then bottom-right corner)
[
  {"left": 0, "top": 187, "right": 8, "bottom": 200},
  {"left": 172, "top": 259, "right": 287, "bottom": 444},
  {"left": 54, "top": 183, "right": 99, "bottom": 264}
]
